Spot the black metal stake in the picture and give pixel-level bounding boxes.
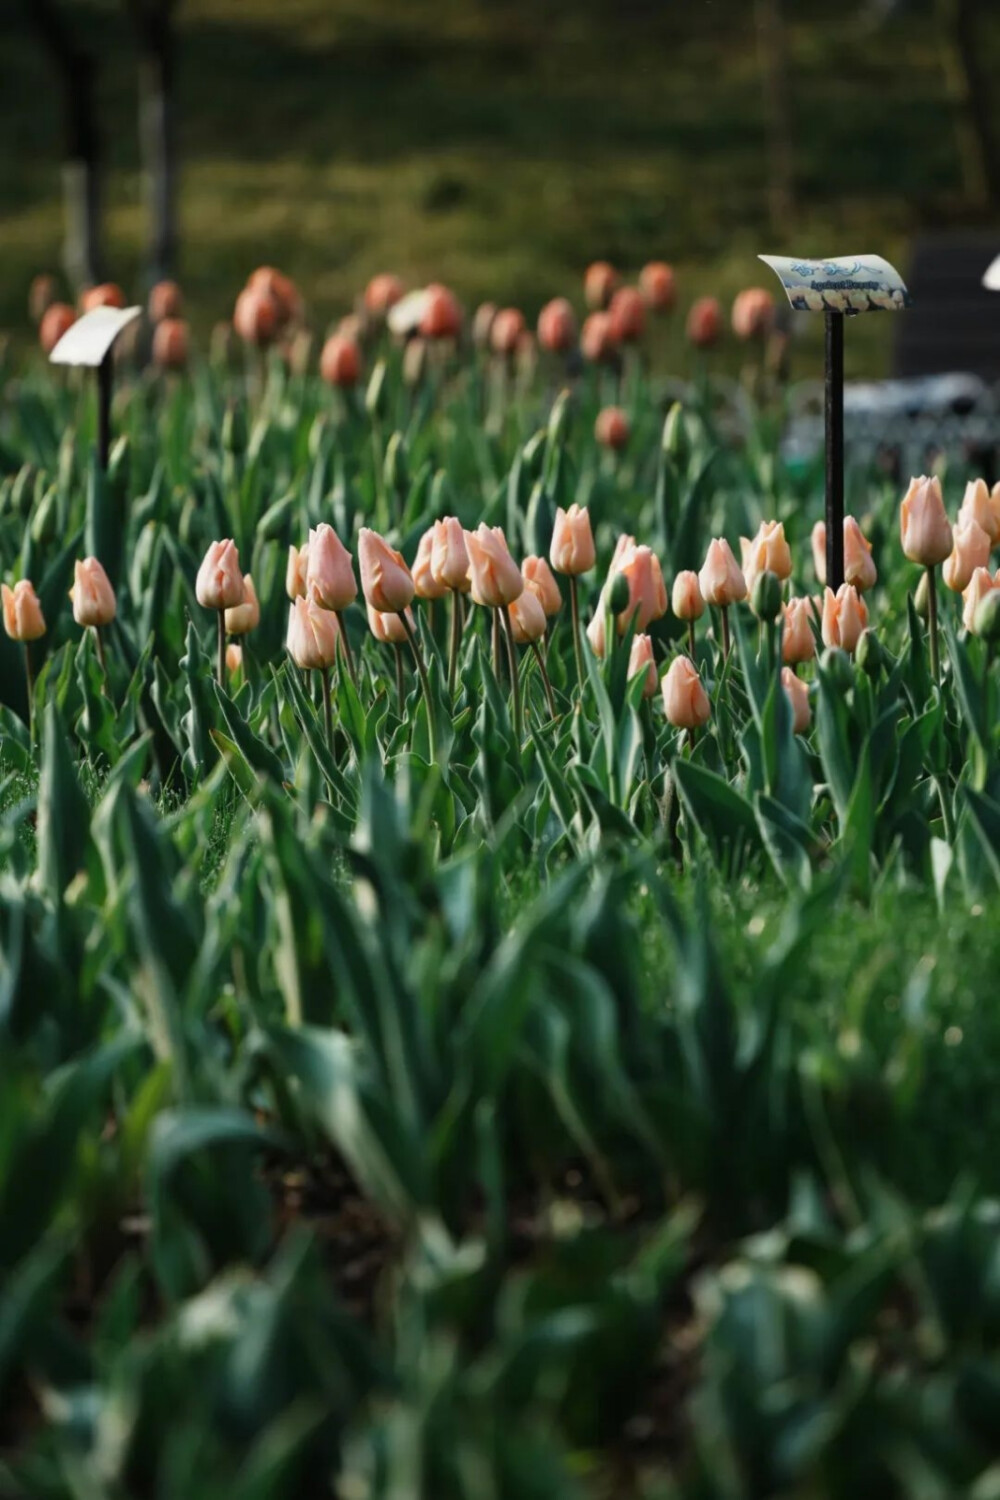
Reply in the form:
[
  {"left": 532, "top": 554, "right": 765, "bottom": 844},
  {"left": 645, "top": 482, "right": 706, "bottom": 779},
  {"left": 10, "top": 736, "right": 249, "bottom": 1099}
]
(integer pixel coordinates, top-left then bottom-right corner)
[
  {"left": 97, "top": 351, "right": 113, "bottom": 471},
  {"left": 824, "top": 310, "right": 845, "bottom": 591}
]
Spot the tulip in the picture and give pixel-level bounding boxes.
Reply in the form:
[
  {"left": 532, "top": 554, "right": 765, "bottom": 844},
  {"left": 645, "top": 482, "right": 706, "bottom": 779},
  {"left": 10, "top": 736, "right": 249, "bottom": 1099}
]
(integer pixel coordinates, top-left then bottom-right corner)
[
  {"left": 537, "top": 298, "right": 577, "bottom": 354},
  {"left": 3, "top": 578, "right": 45, "bottom": 731},
  {"left": 811, "top": 520, "right": 827, "bottom": 585},
  {"left": 39, "top": 303, "right": 75, "bottom": 354},
  {"left": 2, "top": 580, "right": 45, "bottom": 643},
  {"left": 430, "top": 517, "right": 471, "bottom": 697},
  {"left": 225, "top": 643, "right": 243, "bottom": 676},
  {"left": 843, "top": 516, "right": 877, "bottom": 592},
  {"left": 522, "top": 555, "right": 562, "bottom": 617},
  {"left": 508, "top": 587, "right": 546, "bottom": 644},
  {"left": 731, "top": 287, "right": 775, "bottom": 341},
  {"left": 782, "top": 597, "right": 817, "bottom": 665},
  {"left": 420, "top": 283, "right": 462, "bottom": 340},
  {"left": 358, "top": 527, "right": 415, "bottom": 613},
  {"left": 584, "top": 261, "right": 619, "bottom": 310},
  {"left": 699, "top": 537, "right": 746, "bottom": 657},
  {"left": 901, "top": 475, "right": 953, "bottom": 681},
  {"left": 234, "top": 285, "right": 279, "bottom": 346},
  {"left": 550, "top": 505, "right": 596, "bottom": 578},
  {"left": 962, "top": 566, "right": 997, "bottom": 633},
  {"left": 662, "top": 655, "right": 711, "bottom": 731},
  {"left": 225, "top": 574, "right": 260, "bottom": 636},
  {"left": 410, "top": 529, "right": 446, "bottom": 602},
  {"left": 81, "top": 283, "right": 126, "bottom": 313},
  {"left": 821, "top": 584, "right": 868, "bottom": 655},
  {"left": 287, "top": 596, "right": 340, "bottom": 745},
  {"left": 958, "top": 478, "right": 1000, "bottom": 546},
  {"left": 490, "top": 308, "right": 526, "bottom": 356},
  {"left": 740, "top": 520, "right": 792, "bottom": 591},
  {"left": 367, "top": 603, "right": 413, "bottom": 645},
  {"left": 307, "top": 526, "right": 360, "bottom": 684},
  {"left": 471, "top": 302, "right": 498, "bottom": 350},
  {"left": 152, "top": 318, "right": 189, "bottom": 371},
  {"left": 286, "top": 542, "right": 309, "bottom": 600},
  {"left": 781, "top": 666, "right": 811, "bottom": 733},
  {"left": 364, "top": 273, "right": 405, "bottom": 317},
  {"left": 466, "top": 524, "right": 525, "bottom": 738},
  {"left": 71, "top": 557, "right": 116, "bottom": 629},
  {"left": 944, "top": 516, "right": 991, "bottom": 594},
  {"left": 686, "top": 296, "right": 723, "bottom": 349},
  {"left": 639, "top": 261, "right": 676, "bottom": 313},
  {"left": 608, "top": 287, "right": 645, "bottom": 343},
  {"left": 616, "top": 545, "right": 668, "bottom": 633},
  {"left": 29, "top": 273, "right": 57, "bottom": 323},
  {"left": 595, "top": 407, "right": 630, "bottom": 451},
  {"left": 580, "top": 311, "right": 616, "bottom": 364},
  {"left": 671, "top": 570, "right": 704, "bottom": 657},
  {"left": 149, "top": 279, "right": 183, "bottom": 322},
  {"left": 320, "top": 334, "right": 361, "bottom": 388},
  {"left": 974, "top": 588, "right": 1000, "bottom": 642},
  {"left": 198, "top": 538, "right": 246, "bottom": 684},
  {"left": 628, "top": 633, "right": 659, "bottom": 699}
]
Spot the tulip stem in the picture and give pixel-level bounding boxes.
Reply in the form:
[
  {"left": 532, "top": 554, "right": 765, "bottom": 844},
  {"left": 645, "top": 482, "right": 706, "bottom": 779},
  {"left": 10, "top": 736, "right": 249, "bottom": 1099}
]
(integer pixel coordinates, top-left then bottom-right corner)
[
  {"left": 216, "top": 610, "right": 226, "bottom": 687},
  {"left": 530, "top": 640, "right": 557, "bottom": 720},
  {"left": 720, "top": 605, "right": 731, "bottom": 661},
  {"left": 492, "top": 608, "right": 504, "bottom": 683},
  {"left": 93, "top": 625, "right": 109, "bottom": 687},
  {"left": 687, "top": 619, "right": 696, "bottom": 661},
  {"left": 335, "top": 611, "right": 359, "bottom": 691},
  {"left": 449, "top": 588, "right": 461, "bottom": 698},
  {"left": 569, "top": 575, "right": 585, "bottom": 697},
  {"left": 399, "top": 610, "right": 438, "bottom": 762},
  {"left": 393, "top": 644, "right": 405, "bottom": 717},
  {"left": 500, "top": 604, "right": 523, "bottom": 743},
  {"left": 320, "top": 665, "right": 334, "bottom": 751},
  {"left": 23, "top": 644, "right": 35, "bottom": 739},
  {"left": 926, "top": 565, "right": 940, "bottom": 686}
]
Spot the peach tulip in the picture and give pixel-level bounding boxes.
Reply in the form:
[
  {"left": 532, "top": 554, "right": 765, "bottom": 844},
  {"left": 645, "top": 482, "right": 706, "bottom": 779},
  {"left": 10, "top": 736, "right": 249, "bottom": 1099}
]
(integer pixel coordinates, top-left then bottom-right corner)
[
  {"left": 962, "top": 567, "right": 998, "bottom": 633},
  {"left": 843, "top": 516, "right": 877, "bottom": 592},
  {"left": 608, "top": 287, "right": 645, "bottom": 343},
  {"left": 686, "top": 297, "right": 723, "bottom": 349},
  {"left": 662, "top": 655, "right": 711, "bottom": 729},
  {"left": 367, "top": 604, "right": 413, "bottom": 645},
  {"left": 196, "top": 539, "right": 245, "bottom": 612},
  {"left": 286, "top": 542, "right": 309, "bottom": 601},
  {"left": 740, "top": 520, "right": 792, "bottom": 590},
  {"left": 225, "top": 574, "right": 260, "bottom": 635},
  {"left": 580, "top": 311, "right": 616, "bottom": 364},
  {"left": 821, "top": 584, "right": 868, "bottom": 654},
  {"left": 306, "top": 524, "right": 357, "bottom": 612},
  {"left": 671, "top": 571, "right": 705, "bottom": 621},
  {"left": 731, "top": 287, "right": 775, "bottom": 341},
  {"left": 943, "top": 516, "right": 991, "bottom": 593},
  {"left": 152, "top": 318, "right": 188, "bottom": 371},
  {"left": 811, "top": 520, "right": 827, "bottom": 585},
  {"left": 617, "top": 545, "right": 668, "bottom": 632},
  {"left": 595, "top": 407, "right": 630, "bottom": 451},
  {"left": 287, "top": 596, "right": 340, "bottom": 669},
  {"left": 781, "top": 666, "right": 811, "bottom": 733},
  {"left": 628, "top": 633, "right": 659, "bottom": 698},
  {"left": 71, "top": 557, "right": 116, "bottom": 629},
  {"left": 900, "top": 476, "right": 953, "bottom": 568},
  {"left": 420, "top": 283, "right": 462, "bottom": 340},
  {"left": 508, "top": 587, "right": 547, "bottom": 644},
  {"left": 639, "top": 261, "right": 676, "bottom": 313},
  {"left": 490, "top": 308, "right": 526, "bottom": 356},
  {"left": 522, "top": 555, "right": 562, "bottom": 616},
  {"left": 537, "top": 298, "right": 577, "bottom": 354},
  {"left": 550, "top": 505, "right": 596, "bottom": 576},
  {"left": 699, "top": 538, "right": 747, "bottom": 607},
  {"left": 149, "top": 279, "right": 183, "bottom": 322},
  {"left": 364, "top": 273, "right": 405, "bottom": 317},
  {"left": 81, "top": 283, "right": 125, "bottom": 313},
  {"left": 958, "top": 478, "right": 1000, "bottom": 546},
  {"left": 2, "top": 580, "right": 46, "bottom": 642},
  {"left": 413, "top": 529, "right": 449, "bottom": 600},
  {"left": 358, "top": 527, "right": 415, "bottom": 614},
  {"left": 320, "top": 334, "right": 361, "bottom": 388},
  {"left": 584, "top": 261, "right": 619, "bottom": 310},
  {"left": 782, "top": 597, "right": 817, "bottom": 665},
  {"left": 465, "top": 524, "right": 524, "bottom": 609},
  {"left": 225, "top": 643, "right": 243, "bottom": 675},
  {"left": 430, "top": 517, "right": 471, "bottom": 593}
]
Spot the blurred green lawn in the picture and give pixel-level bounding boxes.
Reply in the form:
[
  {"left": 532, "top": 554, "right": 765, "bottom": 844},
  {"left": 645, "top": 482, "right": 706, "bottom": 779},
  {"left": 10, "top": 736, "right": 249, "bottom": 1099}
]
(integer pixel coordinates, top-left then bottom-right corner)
[{"left": 3, "top": 0, "right": 1000, "bottom": 375}]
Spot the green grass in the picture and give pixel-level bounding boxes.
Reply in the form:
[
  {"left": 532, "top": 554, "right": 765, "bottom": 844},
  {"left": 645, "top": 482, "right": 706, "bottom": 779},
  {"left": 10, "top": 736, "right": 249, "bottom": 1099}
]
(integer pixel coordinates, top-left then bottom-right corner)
[{"left": 3, "top": 1, "right": 1000, "bottom": 374}]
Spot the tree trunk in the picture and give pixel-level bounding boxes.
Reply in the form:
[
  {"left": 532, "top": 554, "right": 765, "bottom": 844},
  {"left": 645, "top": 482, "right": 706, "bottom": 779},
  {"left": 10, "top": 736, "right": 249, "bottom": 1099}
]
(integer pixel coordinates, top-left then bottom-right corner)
[
  {"left": 132, "top": 2, "right": 179, "bottom": 286},
  {"left": 937, "top": 0, "right": 1000, "bottom": 210},
  {"left": 24, "top": 0, "right": 104, "bottom": 292},
  {"left": 755, "top": 0, "right": 795, "bottom": 229}
]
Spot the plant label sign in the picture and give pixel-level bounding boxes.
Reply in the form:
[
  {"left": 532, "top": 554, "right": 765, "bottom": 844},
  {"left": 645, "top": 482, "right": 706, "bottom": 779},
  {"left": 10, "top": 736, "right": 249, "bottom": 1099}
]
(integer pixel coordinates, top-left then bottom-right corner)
[
  {"left": 983, "top": 253, "right": 1000, "bottom": 292},
  {"left": 48, "top": 305, "right": 142, "bottom": 367},
  {"left": 758, "top": 254, "right": 910, "bottom": 315}
]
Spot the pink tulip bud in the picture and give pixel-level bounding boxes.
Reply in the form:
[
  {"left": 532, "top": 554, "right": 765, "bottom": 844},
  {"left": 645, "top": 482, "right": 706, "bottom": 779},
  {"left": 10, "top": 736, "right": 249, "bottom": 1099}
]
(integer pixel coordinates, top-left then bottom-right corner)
[
  {"left": 71, "top": 557, "right": 116, "bottom": 628},
  {"left": 943, "top": 516, "right": 991, "bottom": 593},
  {"left": 465, "top": 524, "right": 524, "bottom": 609},
  {"left": 811, "top": 520, "right": 827, "bottom": 586},
  {"left": 225, "top": 574, "right": 260, "bottom": 635},
  {"left": 639, "top": 262, "right": 676, "bottom": 313},
  {"left": 412, "top": 529, "right": 449, "bottom": 600},
  {"left": 608, "top": 287, "right": 645, "bottom": 343},
  {"left": 782, "top": 596, "right": 817, "bottom": 665},
  {"left": 306, "top": 524, "right": 357, "bottom": 612},
  {"left": 586, "top": 609, "right": 606, "bottom": 659},
  {"left": 781, "top": 666, "right": 811, "bottom": 733},
  {"left": 196, "top": 539, "right": 245, "bottom": 612},
  {"left": 358, "top": 527, "right": 415, "bottom": 613},
  {"left": 286, "top": 596, "right": 340, "bottom": 669},
  {"left": 686, "top": 296, "right": 723, "bottom": 349},
  {"left": 580, "top": 311, "right": 616, "bottom": 364},
  {"left": 616, "top": 544, "right": 668, "bottom": 632},
  {"left": 508, "top": 586, "right": 547, "bottom": 644},
  {"left": 286, "top": 542, "right": 309, "bottom": 601},
  {"left": 628, "top": 633, "right": 659, "bottom": 698},
  {"left": 671, "top": 570, "right": 705, "bottom": 621},
  {"left": 2, "top": 579, "right": 45, "bottom": 642},
  {"left": 698, "top": 538, "right": 747, "bottom": 608},
  {"left": 320, "top": 334, "right": 361, "bottom": 388},
  {"left": 367, "top": 603, "right": 413, "bottom": 644},
  {"left": 225, "top": 642, "right": 243, "bottom": 675},
  {"left": 595, "top": 406, "right": 630, "bottom": 451},
  {"left": 364, "top": 273, "right": 405, "bottom": 317},
  {"left": 962, "top": 566, "right": 998, "bottom": 633},
  {"left": 900, "top": 475, "right": 953, "bottom": 568},
  {"left": 662, "top": 655, "right": 711, "bottom": 729},
  {"left": 958, "top": 478, "right": 1000, "bottom": 546},
  {"left": 843, "top": 516, "right": 877, "bottom": 592},
  {"left": 490, "top": 308, "right": 526, "bottom": 356},
  {"left": 740, "top": 520, "right": 792, "bottom": 591},
  {"left": 731, "top": 287, "right": 775, "bottom": 341},
  {"left": 821, "top": 584, "right": 868, "bottom": 654},
  {"left": 430, "top": 517, "right": 471, "bottom": 593},
  {"left": 522, "top": 555, "right": 563, "bottom": 616},
  {"left": 419, "top": 283, "right": 462, "bottom": 340},
  {"left": 537, "top": 298, "right": 577, "bottom": 354},
  {"left": 550, "top": 504, "right": 596, "bottom": 577}
]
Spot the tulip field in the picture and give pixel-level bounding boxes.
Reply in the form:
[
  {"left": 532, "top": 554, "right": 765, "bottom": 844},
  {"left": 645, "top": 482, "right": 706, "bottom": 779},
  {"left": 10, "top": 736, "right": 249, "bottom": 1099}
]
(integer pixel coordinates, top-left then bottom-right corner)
[{"left": 7, "top": 270, "right": 1000, "bottom": 1500}]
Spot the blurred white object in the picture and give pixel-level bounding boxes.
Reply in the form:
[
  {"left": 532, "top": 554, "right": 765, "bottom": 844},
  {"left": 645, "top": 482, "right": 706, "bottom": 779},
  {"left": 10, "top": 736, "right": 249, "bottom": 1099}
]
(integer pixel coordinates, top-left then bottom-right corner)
[
  {"left": 49, "top": 306, "right": 142, "bottom": 367},
  {"left": 983, "top": 254, "right": 1000, "bottom": 292},
  {"left": 387, "top": 289, "right": 431, "bottom": 338}
]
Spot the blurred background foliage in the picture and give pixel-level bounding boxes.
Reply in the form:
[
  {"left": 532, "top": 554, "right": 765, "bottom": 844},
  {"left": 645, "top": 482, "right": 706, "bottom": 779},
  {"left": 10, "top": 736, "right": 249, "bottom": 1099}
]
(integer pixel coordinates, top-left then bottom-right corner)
[{"left": 3, "top": 0, "right": 1000, "bottom": 371}]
